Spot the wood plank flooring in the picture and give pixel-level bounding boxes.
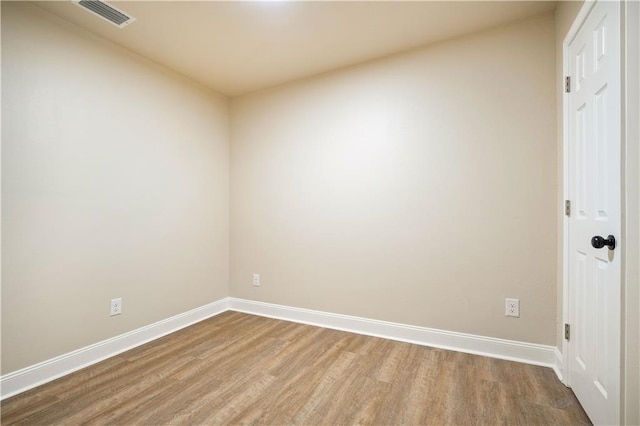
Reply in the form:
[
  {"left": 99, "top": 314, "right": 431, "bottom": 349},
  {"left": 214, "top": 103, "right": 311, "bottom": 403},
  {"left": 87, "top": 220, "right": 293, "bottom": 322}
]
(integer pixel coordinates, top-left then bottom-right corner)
[{"left": 1, "top": 311, "right": 591, "bottom": 425}]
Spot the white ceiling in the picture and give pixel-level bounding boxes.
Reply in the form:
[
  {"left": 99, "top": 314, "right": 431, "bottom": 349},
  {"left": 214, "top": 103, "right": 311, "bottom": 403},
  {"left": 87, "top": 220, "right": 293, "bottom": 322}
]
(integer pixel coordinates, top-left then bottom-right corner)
[{"left": 33, "top": 1, "right": 557, "bottom": 96}]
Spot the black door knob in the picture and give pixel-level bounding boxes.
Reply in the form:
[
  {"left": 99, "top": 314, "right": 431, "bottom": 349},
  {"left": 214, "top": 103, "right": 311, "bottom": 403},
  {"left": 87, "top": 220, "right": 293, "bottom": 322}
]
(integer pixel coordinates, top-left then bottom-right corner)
[{"left": 591, "top": 235, "right": 616, "bottom": 250}]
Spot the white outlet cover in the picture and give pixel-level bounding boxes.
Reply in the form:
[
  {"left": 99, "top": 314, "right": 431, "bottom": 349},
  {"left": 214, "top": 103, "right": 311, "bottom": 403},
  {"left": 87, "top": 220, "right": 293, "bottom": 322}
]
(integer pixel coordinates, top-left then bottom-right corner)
[
  {"left": 110, "top": 298, "right": 122, "bottom": 316},
  {"left": 505, "top": 298, "right": 519, "bottom": 317},
  {"left": 252, "top": 274, "right": 260, "bottom": 287}
]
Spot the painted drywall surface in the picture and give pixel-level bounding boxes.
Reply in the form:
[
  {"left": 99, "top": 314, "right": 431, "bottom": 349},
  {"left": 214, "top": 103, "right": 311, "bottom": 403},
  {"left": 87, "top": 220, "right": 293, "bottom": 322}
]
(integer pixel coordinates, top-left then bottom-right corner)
[
  {"left": 1, "top": 3, "right": 229, "bottom": 374},
  {"left": 231, "top": 14, "right": 557, "bottom": 345},
  {"left": 553, "top": 0, "right": 584, "bottom": 355}
]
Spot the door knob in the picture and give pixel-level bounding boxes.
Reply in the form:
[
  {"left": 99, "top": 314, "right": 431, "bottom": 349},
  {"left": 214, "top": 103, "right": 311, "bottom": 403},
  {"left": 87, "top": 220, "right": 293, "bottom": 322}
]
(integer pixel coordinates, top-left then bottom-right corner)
[{"left": 591, "top": 235, "right": 616, "bottom": 250}]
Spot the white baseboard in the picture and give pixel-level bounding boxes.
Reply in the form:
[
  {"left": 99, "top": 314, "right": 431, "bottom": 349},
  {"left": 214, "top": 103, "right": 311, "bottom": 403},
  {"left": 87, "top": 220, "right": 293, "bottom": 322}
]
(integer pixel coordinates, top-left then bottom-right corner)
[
  {"left": 0, "top": 298, "right": 229, "bottom": 400},
  {"left": 228, "top": 298, "right": 558, "bottom": 370},
  {"left": 553, "top": 347, "right": 565, "bottom": 382},
  {"left": 2, "top": 296, "right": 562, "bottom": 400}
]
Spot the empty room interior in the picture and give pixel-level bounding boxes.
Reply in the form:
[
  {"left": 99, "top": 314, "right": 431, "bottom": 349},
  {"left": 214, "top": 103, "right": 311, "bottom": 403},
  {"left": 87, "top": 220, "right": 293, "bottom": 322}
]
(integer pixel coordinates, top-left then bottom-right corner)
[{"left": 1, "top": 0, "right": 639, "bottom": 424}]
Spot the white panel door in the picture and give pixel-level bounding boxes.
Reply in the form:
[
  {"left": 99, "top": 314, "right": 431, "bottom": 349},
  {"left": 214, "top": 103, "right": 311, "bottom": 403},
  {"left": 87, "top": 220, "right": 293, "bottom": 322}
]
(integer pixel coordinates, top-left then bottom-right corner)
[{"left": 567, "top": 1, "right": 621, "bottom": 425}]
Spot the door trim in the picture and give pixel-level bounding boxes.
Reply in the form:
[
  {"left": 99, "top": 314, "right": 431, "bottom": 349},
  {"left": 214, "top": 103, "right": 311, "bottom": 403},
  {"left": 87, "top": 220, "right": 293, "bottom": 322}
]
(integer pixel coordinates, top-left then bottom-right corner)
[{"left": 622, "top": 2, "right": 640, "bottom": 424}]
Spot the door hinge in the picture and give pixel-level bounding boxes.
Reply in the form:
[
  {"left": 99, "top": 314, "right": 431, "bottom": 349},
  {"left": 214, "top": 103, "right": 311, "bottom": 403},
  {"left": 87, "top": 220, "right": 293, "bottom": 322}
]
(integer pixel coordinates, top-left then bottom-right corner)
[
  {"left": 565, "top": 200, "right": 571, "bottom": 217},
  {"left": 565, "top": 76, "right": 571, "bottom": 93},
  {"left": 564, "top": 323, "right": 570, "bottom": 340}
]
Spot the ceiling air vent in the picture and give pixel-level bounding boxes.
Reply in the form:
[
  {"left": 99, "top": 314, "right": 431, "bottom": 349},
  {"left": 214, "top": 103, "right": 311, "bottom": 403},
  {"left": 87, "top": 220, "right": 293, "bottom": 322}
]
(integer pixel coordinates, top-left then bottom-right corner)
[{"left": 72, "top": 0, "right": 136, "bottom": 28}]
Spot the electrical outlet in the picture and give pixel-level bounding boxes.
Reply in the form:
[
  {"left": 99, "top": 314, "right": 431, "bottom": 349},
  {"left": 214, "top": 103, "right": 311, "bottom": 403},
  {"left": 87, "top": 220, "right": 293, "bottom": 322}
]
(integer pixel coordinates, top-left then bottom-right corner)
[
  {"left": 110, "top": 298, "right": 122, "bottom": 316},
  {"left": 505, "top": 298, "right": 519, "bottom": 317},
  {"left": 252, "top": 274, "right": 260, "bottom": 287}
]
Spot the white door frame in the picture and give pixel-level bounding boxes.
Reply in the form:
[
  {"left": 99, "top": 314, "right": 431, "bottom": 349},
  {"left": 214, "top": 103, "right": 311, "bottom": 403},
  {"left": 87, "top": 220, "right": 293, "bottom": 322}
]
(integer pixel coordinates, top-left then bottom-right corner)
[
  {"left": 622, "top": 2, "right": 640, "bottom": 424},
  {"left": 561, "top": 1, "right": 639, "bottom": 423}
]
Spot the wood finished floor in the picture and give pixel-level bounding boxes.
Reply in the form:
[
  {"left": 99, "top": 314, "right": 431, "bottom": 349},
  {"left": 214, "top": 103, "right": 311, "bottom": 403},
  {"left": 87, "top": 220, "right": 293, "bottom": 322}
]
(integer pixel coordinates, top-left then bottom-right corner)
[{"left": 2, "top": 311, "right": 591, "bottom": 425}]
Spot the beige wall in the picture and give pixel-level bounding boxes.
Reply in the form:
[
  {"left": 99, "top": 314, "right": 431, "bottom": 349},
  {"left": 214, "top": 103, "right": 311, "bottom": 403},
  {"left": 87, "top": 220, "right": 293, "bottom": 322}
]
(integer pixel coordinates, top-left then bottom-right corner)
[
  {"left": 230, "top": 14, "right": 557, "bottom": 345},
  {"left": 1, "top": 2, "right": 230, "bottom": 374}
]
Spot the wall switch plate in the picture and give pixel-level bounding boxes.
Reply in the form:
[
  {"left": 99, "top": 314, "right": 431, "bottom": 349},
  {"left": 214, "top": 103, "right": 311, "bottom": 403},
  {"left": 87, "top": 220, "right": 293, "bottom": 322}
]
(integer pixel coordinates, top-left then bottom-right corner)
[
  {"left": 110, "top": 298, "right": 122, "bottom": 316},
  {"left": 505, "top": 298, "right": 519, "bottom": 317},
  {"left": 252, "top": 274, "right": 260, "bottom": 287}
]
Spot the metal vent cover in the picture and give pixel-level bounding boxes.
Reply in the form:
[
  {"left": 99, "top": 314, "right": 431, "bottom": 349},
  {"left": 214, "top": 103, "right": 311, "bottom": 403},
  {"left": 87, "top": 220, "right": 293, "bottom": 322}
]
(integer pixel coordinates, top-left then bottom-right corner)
[{"left": 72, "top": 0, "right": 136, "bottom": 28}]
